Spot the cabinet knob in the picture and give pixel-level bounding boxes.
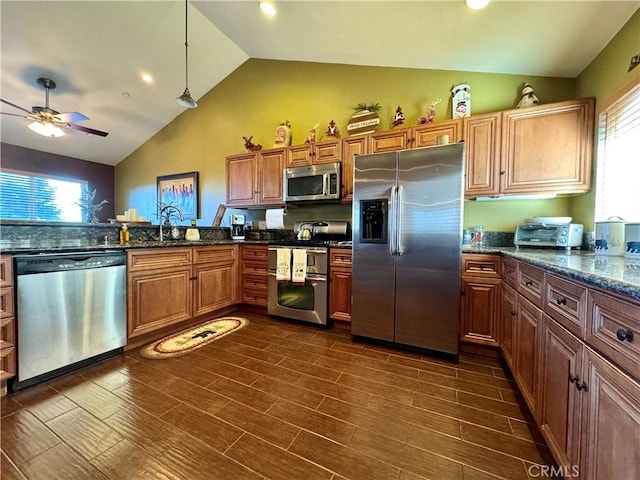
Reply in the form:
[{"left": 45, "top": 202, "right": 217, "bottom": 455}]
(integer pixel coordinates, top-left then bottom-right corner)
[
  {"left": 525, "top": 280, "right": 533, "bottom": 286},
  {"left": 500, "top": 171, "right": 506, "bottom": 175},
  {"left": 568, "top": 373, "right": 578, "bottom": 384},
  {"left": 575, "top": 380, "right": 587, "bottom": 392},
  {"left": 556, "top": 297, "right": 567, "bottom": 305},
  {"left": 510, "top": 310, "right": 516, "bottom": 316},
  {"left": 616, "top": 329, "right": 634, "bottom": 342}
]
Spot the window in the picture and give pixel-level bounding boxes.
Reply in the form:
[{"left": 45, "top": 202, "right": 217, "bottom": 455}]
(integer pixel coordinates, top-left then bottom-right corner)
[
  {"left": 595, "top": 81, "right": 640, "bottom": 222},
  {"left": 0, "top": 170, "right": 88, "bottom": 222}
]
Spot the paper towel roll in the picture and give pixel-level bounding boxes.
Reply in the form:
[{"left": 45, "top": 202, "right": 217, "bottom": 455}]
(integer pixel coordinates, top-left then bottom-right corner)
[{"left": 265, "top": 208, "right": 285, "bottom": 229}]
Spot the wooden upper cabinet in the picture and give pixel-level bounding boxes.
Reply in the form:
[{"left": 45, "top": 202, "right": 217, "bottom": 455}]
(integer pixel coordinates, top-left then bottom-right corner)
[
  {"left": 463, "top": 112, "right": 502, "bottom": 196},
  {"left": 286, "top": 140, "right": 341, "bottom": 167},
  {"left": 500, "top": 98, "right": 595, "bottom": 195},
  {"left": 257, "top": 148, "right": 285, "bottom": 206},
  {"left": 369, "top": 128, "right": 410, "bottom": 153},
  {"left": 412, "top": 119, "right": 462, "bottom": 148},
  {"left": 226, "top": 152, "right": 258, "bottom": 207},
  {"left": 341, "top": 136, "right": 368, "bottom": 202},
  {"left": 226, "top": 148, "right": 284, "bottom": 207}
]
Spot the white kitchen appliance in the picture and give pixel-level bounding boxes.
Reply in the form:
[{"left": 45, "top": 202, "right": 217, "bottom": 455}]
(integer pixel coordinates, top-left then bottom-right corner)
[
  {"left": 515, "top": 223, "right": 583, "bottom": 249},
  {"left": 231, "top": 214, "right": 246, "bottom": 240}
]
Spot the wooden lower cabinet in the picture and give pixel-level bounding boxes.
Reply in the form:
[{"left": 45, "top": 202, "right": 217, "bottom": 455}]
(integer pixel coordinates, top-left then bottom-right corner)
[
  {"left": 329, "top": 248, "right": 352, "bottom": 322},
  {"left": 127, "top": 246, "right": 238, "bottom": 338},
  {"left": 460, "top": 254, "right": 501, "bottom": 346},
  {"left": 539, "top": 314, "right": 584, "bottom": 472},
  {"left": 241, "top": 245, "right": 268, "bottom": 307},
  {"left": 514, "top": 294, "right": 542, "bottom": 417},
  {"left": 1, "top": 255, "right": 16, "bottom": 389},
  {"left": 499, "top": 283, "right": 517, "bottom": 369}
]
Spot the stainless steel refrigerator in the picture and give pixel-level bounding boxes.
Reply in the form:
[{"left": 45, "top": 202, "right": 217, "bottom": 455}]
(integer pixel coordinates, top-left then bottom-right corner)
[{"left": 351, "top": 143, "right": 464, "bottom": 359}]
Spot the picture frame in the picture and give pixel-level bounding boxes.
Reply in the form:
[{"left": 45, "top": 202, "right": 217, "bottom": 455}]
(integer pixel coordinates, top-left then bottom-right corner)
[{"left": 157, "top": 171, "right": 199, "bottom": 220}]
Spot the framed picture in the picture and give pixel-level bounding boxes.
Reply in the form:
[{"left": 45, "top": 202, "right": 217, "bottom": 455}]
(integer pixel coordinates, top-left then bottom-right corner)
[{"left": 157, "top": 171, "right": 198, "bottom": 219}]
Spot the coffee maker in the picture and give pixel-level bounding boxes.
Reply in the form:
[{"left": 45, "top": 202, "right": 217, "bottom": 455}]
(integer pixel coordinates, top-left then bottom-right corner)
[{"left": 230, "top": 214, "right": 246, "bottom": 240}]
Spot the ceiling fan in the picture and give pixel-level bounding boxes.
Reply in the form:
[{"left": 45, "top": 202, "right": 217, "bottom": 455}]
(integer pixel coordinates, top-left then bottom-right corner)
[{"left": 0, "top": 77, "right": 109, "bottom": 138}]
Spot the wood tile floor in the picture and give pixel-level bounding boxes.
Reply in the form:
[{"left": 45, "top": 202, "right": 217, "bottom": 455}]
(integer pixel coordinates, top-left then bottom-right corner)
[{"left": 1, "top": 310, "right": 555, "bottom": 480}]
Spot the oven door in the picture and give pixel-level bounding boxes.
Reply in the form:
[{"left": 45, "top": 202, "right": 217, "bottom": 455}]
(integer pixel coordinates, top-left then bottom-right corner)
[{"left": 267, "top": 273, "right": 328, "bottom": 325}]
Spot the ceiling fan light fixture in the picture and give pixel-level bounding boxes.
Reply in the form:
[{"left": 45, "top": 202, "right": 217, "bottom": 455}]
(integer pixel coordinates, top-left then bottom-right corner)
[
  {"left": 260, "top": 2, "right": 276, "bottom": 17},
  {"left": 466, "top": 0, "right": 490, "bottom": 9},
  {"left": 28, "top": 120, "right": 65, "bottom": 138},
  {"left": 176, "top": 88, "right": 197, "bottom": 109},
  {"left": 176, "top": 0, "right": 197, "bottom": 109}
]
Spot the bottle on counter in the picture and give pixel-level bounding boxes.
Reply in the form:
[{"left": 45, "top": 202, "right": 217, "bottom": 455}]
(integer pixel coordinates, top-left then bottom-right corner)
[
  {"left": 473, "top": 225, "right": 485, "bottom": 248},
  {"left": 119, "top": 224, "right": 130, "bottom": 244}
]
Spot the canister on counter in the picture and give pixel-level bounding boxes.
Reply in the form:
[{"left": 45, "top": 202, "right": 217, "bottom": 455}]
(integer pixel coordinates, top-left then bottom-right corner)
[
  {"left": 624, "top": 223, "right": 640, "bottom": 259},
  {"left": 595, "top": 218, "right": 625, "bottom": 256},
  {"left": 473, "top": 225, "right": 485, "bottom": 247}
]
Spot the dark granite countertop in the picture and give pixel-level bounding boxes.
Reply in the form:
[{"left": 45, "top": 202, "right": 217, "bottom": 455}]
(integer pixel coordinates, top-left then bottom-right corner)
[{"left": 464, "top": 246, "right": 640, "bottom": 302}]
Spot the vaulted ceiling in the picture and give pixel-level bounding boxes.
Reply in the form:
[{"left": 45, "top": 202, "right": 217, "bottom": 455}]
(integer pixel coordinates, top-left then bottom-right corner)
[{"left": 1, "top": 1, "right": 637, "bottom": 166}]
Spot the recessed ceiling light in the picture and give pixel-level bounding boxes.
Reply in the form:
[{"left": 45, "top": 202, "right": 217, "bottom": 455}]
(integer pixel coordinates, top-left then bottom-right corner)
[
  {"left": 260, "top": 2, "right": 276, "bottom": 17},
  {"left": 141, "top": 73, "right": 153, "bottom": 83},
  {"left": 466, "top": 0, "right": 490, "bottom": 9}
]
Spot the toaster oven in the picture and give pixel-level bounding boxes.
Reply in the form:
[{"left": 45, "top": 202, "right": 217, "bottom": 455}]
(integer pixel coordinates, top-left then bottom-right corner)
[{"left": 514, "top": 223, "right": 584, "bottom": 249}]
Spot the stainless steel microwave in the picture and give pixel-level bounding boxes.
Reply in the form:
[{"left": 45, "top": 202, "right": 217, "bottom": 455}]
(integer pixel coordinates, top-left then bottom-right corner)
[{"left": 283, "top": 162, "right": 341, "bottom": 202}]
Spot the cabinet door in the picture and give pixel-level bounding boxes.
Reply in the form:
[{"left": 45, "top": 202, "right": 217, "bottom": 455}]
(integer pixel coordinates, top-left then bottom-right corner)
[
  {"left": 500, "top": 283, "right": 518, "bottom": 370},
  {"left": 257, "top": 148, "right": 285, "bottom": 205},
  {"left": 341, "top": 136, "right": 367, "bottom": 202},
  {"left": 539, "top": 315, "right": 583, "bottom": 472},
  {"left": 314, "top": 140, "right": 342, "bottom": 164},
  {"left": 127, "top": 267, "right": 193, "bottom": 338},
  {"left": 500, "top": 98, "right": 594, "bottom": 195},
  {"left": 329, "top": 266, "right": 352, "bottom": 322},
  {"left": 369, "top": 128, "right": 410, "bottom": 153},
  {"left": 580, "top": 347, "right": 640, "bottom": 480},
  {"left": 287, "top": 144, "right": 313, "bottom": 167},
  {"left": 412, "top": 119, "right": 462, "bottom": 148},
  {"left": 226, "top": 153, "right": 257, "bottom": 206},
  {"left": 463, "top": 112, "right": 501, "bottom": 197},
  {"left": 193, "top": 261, "right": 237, "bottom": 316},
  {"left": 460, "top": 276, "right": 501, "bottom": 346},
  {"left": 515, "top": 295, "right": 543, "bottom": 417}
]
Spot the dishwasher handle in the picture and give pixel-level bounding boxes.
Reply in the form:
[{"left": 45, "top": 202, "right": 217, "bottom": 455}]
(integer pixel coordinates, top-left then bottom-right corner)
[{"left": 16, "top": 252, "right": 127, "bottom": 275}]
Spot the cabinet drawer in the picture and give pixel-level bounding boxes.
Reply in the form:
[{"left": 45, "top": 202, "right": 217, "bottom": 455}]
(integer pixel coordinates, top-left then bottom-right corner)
[
  {"left": 587, "top": 290, "right": 640, "bottom": 379},
  {"left": 194, "top": 245, "right": 237, "bottom": 264},
  {"left": 1, "top": 317, "right": 15, "bottom": 344},
  {"left": 128, "top": 248, "right": 192, "bottom": 271},
  {"left": 243, "top": 261, "right": 268, "bottom": 275},
  {"left": 0, "top": 256, "right": 13, "bottom": 287},
  {"left": 242, "top": 245, "right": 268, "bottom": 261},
  {"left": 0, "top": 287, "right": 14, "bottom": 319},
  {"left": 0, "top": 340, "right": 16, "bottom": 380},
  {"left": 330, "top": 248, "right": 352, "bottom": 266},
  {"left": 501, "top": 257, "right": 517, "bottom": 288},
  {"left": 243, "top": 274, "right": 268, "bottom": 291},
  {"left": 517, "top": 263, "right": 545, "bottom": 308},
  {"left": 242, "top": 288, "right": 268, "bottom": 306},
  {"left": 462, "top": 254, "right": 500, "bottom": 278},
  {"left": 544, "top": 274, "right": 588, "bottom": 339}
]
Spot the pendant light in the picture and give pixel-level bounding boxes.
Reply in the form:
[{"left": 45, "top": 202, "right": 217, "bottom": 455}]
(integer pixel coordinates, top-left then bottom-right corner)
[{"left": 176, "top": 0, "right": 197, "bottom": 108}]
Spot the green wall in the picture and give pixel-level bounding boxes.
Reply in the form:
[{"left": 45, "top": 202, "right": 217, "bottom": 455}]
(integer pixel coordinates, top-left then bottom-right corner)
[
  {"left": 571, "top": 8, "right": 640, "bottom": 229},
  {"left": 116, "top": 60, "right": 575, "bottom": 230}
]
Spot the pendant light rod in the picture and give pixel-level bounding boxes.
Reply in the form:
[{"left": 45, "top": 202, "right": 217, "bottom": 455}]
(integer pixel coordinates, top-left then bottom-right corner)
[{"left": 176, "top": 0, "right": 197, "bottom": 108}]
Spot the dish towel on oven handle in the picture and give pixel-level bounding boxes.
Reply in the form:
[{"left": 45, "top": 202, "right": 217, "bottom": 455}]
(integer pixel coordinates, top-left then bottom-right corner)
[
  {"left": 292, "top": 249, "right": 307, "bottom": 284},
  {"left": 276, "top": 248, "right": 291, "bottom": 282}
]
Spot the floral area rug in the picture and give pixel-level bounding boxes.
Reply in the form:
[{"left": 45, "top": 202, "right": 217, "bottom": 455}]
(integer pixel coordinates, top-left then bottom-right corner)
[{"left": 140, "top": 316, "right": 248, "bottom": 359}]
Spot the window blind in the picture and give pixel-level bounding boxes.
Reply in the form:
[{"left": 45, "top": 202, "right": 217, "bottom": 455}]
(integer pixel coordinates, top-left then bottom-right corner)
[
  {"left": 595, "top": 81, "right": 640, "bottom": 222},
  {"left": 0, "top": 169, "right": 87, "bottom": 222}
]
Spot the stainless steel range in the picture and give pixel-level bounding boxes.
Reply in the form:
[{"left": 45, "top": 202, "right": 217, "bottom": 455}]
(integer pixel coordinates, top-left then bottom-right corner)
[{"left": 267, "top": 220, "right": 350, "bottom": 325}]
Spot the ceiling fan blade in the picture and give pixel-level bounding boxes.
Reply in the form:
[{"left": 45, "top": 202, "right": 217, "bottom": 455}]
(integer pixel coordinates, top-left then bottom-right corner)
[
  {"left": 55, "top": 111, "right": 89, "bottom": 123},
  {"left": 1, "top": 98, "right": 34, "bottom": 115},
  {"left": 66, "top": 122, "right": 109, "bottom": 137},
  {"left": 1, "top": 112, "right": 30, "bottom": 118}
]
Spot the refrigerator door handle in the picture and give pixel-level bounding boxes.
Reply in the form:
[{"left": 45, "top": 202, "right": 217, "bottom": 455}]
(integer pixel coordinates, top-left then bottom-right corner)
[
  {"left": 397, "top": 184, "right": 405, "bottom": 256},
  {"left": 389, "top": 185, "right": 397, "bottom": 256}
]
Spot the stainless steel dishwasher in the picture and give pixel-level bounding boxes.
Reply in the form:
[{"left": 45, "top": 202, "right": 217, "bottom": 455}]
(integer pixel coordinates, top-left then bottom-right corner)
[{"left": 14, "top": 250, "right": 127, "bottom": 388}]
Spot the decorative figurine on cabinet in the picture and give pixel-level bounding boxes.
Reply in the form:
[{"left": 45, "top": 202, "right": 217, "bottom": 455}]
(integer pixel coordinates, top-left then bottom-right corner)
[
  {"left": 325, "top": 120, "right": 340, "bottom": 138},
  {"left": 451, "top": 83, "right": 471, "bottom": 119},
  {"left": 392, "top": 106, "right": 405, "bottom": 127},
  {"left": 418, "top": 98, "right": 441, "bottom": 124},
  {"left": 243, "top": 135, "right": 262, "bottom": 152},
  {"left": 516, "top": 84, "right": 540, "bottom": 108},
  {"left": 305, "top": 123, "right": 320, "bottom": 144},
  {"left": 274, "top": 120, "right": 292, "bottom": 148}
]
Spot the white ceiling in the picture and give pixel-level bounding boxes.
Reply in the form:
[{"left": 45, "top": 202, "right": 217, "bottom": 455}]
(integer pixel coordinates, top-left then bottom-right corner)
[{"left": 1, "top": 1, "right": 638, "bottom": 166}]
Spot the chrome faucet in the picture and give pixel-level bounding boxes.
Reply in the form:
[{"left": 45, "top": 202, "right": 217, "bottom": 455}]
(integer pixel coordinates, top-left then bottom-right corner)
[{"left": 159, "top": 204, "right": 184, "bottom": 241}]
